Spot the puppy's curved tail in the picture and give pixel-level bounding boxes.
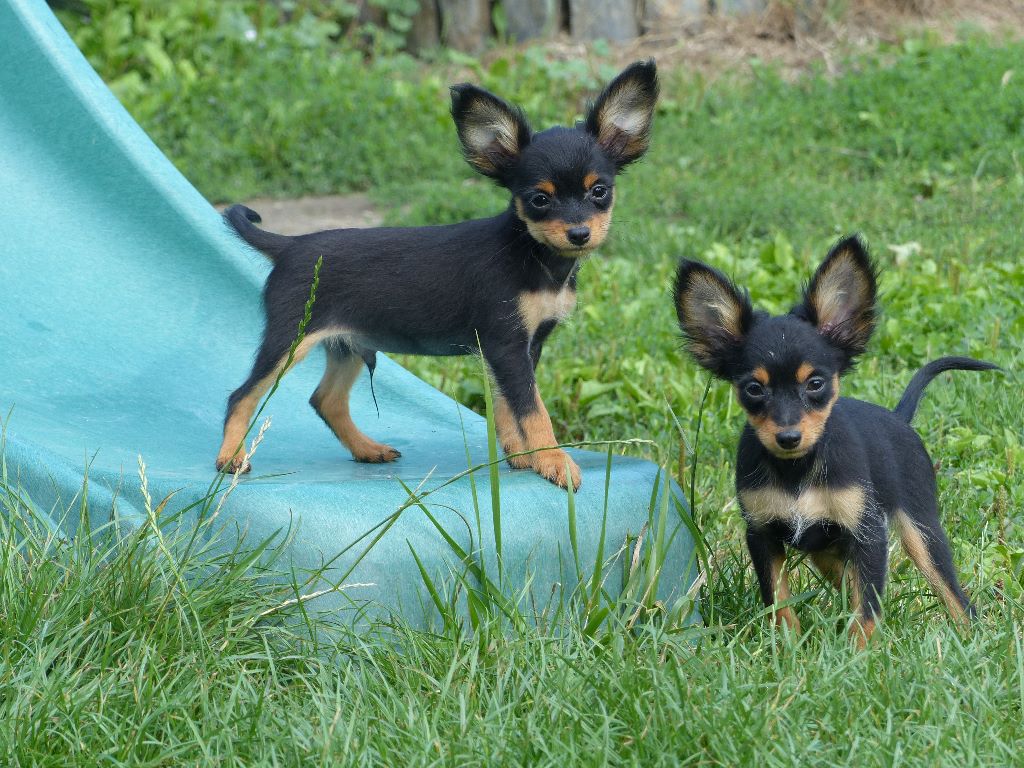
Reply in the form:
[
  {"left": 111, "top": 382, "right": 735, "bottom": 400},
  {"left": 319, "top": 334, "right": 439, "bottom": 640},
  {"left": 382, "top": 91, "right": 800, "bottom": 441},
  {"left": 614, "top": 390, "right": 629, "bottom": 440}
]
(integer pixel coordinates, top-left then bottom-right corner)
[
  {"left": 894, "top": 356, "right": 1000, "bottom": 423},
  {"left": 223, "top": 204, "right": 293, "bottom": 262}
]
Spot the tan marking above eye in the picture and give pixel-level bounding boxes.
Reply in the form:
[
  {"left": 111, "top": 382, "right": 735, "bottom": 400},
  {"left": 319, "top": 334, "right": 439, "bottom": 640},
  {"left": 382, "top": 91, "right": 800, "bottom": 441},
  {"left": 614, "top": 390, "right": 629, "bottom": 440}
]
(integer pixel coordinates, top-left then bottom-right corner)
[
  {"left": 796, "top": 363, "right": 815, "bottom": 383},
  {"left": 753, "top": 367, "right": 770, "bottom": 385},
  {"left": 536, "top": 180, "right": 556, "bottom": 195},
  {"left": 583, "top": 172, "right": 600, "bottom": 189}
]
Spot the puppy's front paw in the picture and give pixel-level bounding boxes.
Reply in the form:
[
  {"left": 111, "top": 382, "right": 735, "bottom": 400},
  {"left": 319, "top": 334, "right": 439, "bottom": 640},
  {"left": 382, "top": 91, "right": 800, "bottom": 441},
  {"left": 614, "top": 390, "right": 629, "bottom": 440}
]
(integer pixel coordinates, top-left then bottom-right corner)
[
  {"left": 215, "top": 456, "right": 251, "bottom": 474},
  {"left": 352, "top": 441, "right": 402, "bottom": 463},
  {"left": 497, "top": 426, "right": 530, "bottom": 469},
  {"left": 532, "top": 449, "right": 581, "bottom": 491},
  {"left": 504, "top": 448, "right": 532, "bottom": 470}
]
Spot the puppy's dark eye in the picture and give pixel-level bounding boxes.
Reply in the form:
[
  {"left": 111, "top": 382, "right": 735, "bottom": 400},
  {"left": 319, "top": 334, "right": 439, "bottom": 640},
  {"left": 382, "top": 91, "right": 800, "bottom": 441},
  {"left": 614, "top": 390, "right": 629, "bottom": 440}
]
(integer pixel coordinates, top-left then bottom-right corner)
[
  {"left": 591, "top": 184, "right": 609, "bottom": 200},
  {"left": 529, "top": 193, "right": 550, "bottom": 210},
  {"left": 806, "top": 376, "right": 826, "bottom": 393},
  {"left": 744, "top": 382, "right": 766, "bottom": 399}
]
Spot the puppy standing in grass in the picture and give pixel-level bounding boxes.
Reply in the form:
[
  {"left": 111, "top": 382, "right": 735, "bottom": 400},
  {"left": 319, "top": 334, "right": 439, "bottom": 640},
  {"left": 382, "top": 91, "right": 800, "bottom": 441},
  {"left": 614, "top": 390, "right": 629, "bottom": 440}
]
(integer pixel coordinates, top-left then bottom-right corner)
[
  {"left": 216, "top": 61, "right": 659, "bottom": 490},
  {"left": 674, "top": 237, "right": 998, "bottom": 646}
]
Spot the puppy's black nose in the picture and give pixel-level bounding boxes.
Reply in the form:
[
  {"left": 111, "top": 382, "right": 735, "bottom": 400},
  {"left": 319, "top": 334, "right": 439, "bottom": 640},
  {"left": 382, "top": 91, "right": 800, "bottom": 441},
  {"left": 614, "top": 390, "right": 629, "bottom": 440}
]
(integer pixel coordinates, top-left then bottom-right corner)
[
  {"left": 776, "top": 430, "right": 802, "bottom": 450},
  {"left": 567, "top": 226, "right": 591, "bottom": 246}
]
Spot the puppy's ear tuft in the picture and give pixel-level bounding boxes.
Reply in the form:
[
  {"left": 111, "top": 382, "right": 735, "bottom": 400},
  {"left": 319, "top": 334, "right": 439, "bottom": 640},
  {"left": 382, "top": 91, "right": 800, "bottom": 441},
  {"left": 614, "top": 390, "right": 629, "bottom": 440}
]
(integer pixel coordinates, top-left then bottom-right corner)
[
  {"left": 585, "top": 60, "right": 659, "bottom": 170},
  {"left": 450, "top": 84, "right": 531, "bottom": 181},
  {"left": 674, "top": 260, "right": 753, "bottom": 379},
  {"left": 798, "top": 235, "right": 878, "bottom": 365}
]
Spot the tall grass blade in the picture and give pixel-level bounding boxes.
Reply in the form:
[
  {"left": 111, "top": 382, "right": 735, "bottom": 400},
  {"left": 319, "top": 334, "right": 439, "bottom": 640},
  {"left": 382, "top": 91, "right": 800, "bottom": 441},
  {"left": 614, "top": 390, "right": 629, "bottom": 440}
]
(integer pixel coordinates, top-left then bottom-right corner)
[
  {"left": 586, "top": 447, "right": 613, "bottom": 615},
  {"left": 566, "top": 467, "right": 583, "bottom": 584},
  {"left": 477, "top": 338, "right": 503, "bottom": 587},
  {"left": 408, "top": 542, "right": 451, "bottom": 632}
]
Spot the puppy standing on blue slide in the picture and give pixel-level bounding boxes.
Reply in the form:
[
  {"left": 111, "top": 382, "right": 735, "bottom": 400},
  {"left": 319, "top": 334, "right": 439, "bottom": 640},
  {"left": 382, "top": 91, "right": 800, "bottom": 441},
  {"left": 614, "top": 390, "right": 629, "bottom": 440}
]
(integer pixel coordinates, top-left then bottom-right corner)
[
  {"left": 674, "top": 237, "right": 999, "bottom": 646},
  {"left": 217, "top": 62, "right": 659, "bottom": 490}
]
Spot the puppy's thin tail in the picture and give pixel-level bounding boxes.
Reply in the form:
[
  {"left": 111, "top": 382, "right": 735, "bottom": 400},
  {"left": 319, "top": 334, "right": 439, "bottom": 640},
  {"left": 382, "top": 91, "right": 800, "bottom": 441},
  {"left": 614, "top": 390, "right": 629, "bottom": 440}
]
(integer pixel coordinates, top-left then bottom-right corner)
[
  {"left": 893, "top": 356, "right": 1000, "bottom": 423},
  {"left": 223, "top": 204, "right": 293, "bottom": 262}
]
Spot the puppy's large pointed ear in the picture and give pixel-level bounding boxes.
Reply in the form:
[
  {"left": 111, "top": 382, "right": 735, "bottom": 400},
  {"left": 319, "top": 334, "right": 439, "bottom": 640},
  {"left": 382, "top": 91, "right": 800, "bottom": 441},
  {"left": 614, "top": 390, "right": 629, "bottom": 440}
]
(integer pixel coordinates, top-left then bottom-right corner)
[
  {"left": 450, "top": 84, "right": 531, "bottom": 181},
  {"left": 674, "top": 260, "right": 753, "bottom": 379},
  {"left": 585, "top": 60, "right": 659, "bottom": 170},
  {"left": 797, "top": 235, "right": 878, "bottom": 365}
]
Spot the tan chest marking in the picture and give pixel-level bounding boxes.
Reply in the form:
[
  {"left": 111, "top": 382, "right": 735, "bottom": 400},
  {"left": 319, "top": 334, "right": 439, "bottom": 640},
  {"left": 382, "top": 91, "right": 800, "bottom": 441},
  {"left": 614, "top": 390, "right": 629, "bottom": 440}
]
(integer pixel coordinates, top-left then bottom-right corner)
[
  {"left": 739, "top": 485, "right": 865, "bottom": 531},
  {"left": 517, "top": 288, "right": 577, "bottom": 337}
]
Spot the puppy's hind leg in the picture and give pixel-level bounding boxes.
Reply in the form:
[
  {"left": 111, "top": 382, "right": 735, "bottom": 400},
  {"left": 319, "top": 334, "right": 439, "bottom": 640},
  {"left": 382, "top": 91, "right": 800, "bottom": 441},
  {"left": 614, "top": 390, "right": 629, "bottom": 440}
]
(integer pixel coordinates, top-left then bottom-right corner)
[
  {"left": 310, "top": 342, "right": 400, "bottom": 464},
  {"left": 894, "top": 508, "right": 974, "bottom": 625},
  {"left": 217, "top": 330, "right": 322, "bottom": 473},
  {"left": 810, "top": 548, "right": 857, "bottom": 610}
]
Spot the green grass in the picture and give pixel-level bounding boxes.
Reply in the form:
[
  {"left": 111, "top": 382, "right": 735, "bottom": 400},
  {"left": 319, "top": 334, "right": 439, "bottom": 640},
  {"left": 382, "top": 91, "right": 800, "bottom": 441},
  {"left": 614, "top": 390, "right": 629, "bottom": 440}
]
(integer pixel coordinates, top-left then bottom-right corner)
[{"left": 12, "top": 15, "right": 1024, "bottom": 765}]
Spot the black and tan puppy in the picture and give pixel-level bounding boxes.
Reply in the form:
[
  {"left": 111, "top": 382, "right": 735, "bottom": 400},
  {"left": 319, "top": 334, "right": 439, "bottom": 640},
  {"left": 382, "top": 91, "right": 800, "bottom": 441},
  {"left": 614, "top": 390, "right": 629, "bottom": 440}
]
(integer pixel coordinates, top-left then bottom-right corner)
[
  {"left": 216, "top": 61, "right": 659, "bottom": 490},
  {"left": 674, "top": 236, "right": 998, "bottom": 646}
]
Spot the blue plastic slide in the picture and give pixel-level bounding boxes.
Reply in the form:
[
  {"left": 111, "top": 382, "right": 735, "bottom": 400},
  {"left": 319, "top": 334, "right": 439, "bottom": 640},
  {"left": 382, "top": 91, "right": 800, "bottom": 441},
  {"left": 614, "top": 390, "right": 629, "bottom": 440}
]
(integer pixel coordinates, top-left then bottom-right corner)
[{"left": 0, "top": 0, "right": 700, "bottom": 624}]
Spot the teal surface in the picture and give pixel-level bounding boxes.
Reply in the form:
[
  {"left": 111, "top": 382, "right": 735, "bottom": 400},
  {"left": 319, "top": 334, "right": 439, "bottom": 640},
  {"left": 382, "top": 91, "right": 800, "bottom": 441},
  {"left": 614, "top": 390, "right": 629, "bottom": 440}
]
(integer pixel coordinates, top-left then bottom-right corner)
[{"left": 0, "top": 0, "right": 700, "bottom": 625}]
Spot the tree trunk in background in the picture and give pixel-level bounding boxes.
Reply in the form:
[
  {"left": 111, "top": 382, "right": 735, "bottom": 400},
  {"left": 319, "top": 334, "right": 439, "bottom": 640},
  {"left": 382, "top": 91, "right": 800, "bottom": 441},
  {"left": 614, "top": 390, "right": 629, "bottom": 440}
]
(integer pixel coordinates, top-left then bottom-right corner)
[
  {"left": 643, "top": 0, "right": 706, "bottom": 32},
  {"left": 714, "top": 0, "right": 766, "bottom": 15},
  {"left": 356, "top": 0, "right": 385, "bottom": 27},
  {"left": 792, "top": 0, "right": 826, "bottom": 36},
  {"left": 407, "top": 0, "right": 441, "bottom": 52},
  {"left": 570, "top": 0, "right": 639, "bottom": 42},
  {"left": 440, "top": 0, "right": 490, "bottom": 52},
  {"left": 505, "top": 0, "right": 563, "bottom": 41}
]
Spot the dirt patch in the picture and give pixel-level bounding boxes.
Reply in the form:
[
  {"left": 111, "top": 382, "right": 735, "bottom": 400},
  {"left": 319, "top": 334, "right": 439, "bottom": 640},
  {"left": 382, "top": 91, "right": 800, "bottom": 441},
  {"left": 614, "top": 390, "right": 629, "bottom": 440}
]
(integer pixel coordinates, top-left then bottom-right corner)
[
  {"left": 511, "top": 0, "right": 1023, "bottom": 81},
  {"left": 234, "top": 194, "right": 383, "bottom": 233}
]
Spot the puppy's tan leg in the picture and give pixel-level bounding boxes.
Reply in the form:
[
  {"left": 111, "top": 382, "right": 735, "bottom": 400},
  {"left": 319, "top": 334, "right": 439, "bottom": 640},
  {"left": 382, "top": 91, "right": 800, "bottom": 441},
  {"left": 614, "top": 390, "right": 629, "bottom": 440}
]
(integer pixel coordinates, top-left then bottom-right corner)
[
  {"left": 849, "top": 616, "right": 876, "bottom": 650},
  {"left": 894, "top": 509, "right": 972, "bottom": 626},
  {"left": 848, "top": 550, "right": 885, "bottom": 649},
  {"left": 310, "top": 352, "right": 400, "bottom": 463},
  {"left": 812, "top": 551, "right": 877, "bottom": 646},
  {"left": 811, "top": 549, "right": 859, "bottom": 610},
  {"left": 216, "top": 334, "right": 321, "bottom": 472},
  {"left": 769, "top": 552, "right": 801, "bottom": 634},
  {"left": 519, "top": 386, "right": 581, "bottom": 491},
  {"left": 494, "top": 394, "right": 530, "bottom": 469},
  {"left": 217, "top": 371, "right": 276, "bottom": 473}
]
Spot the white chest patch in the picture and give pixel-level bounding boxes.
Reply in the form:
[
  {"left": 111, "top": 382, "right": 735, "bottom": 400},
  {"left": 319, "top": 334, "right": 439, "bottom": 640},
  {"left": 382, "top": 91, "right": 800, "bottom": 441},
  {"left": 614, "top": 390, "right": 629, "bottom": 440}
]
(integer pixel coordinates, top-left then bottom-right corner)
[
  {"left": 739, "top": 485, "right": 865, "bottom": 536},
  {"left": 517, "top": 288, "right": 577, "bottom": 337}
]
